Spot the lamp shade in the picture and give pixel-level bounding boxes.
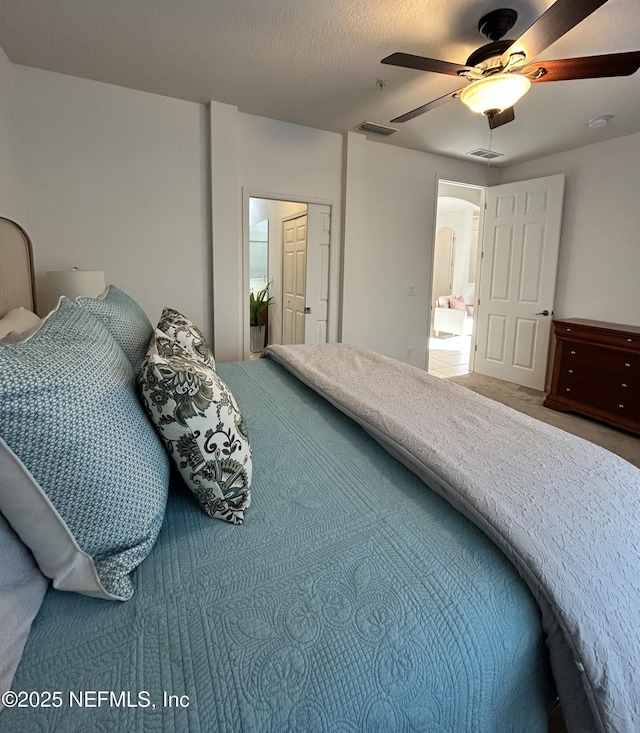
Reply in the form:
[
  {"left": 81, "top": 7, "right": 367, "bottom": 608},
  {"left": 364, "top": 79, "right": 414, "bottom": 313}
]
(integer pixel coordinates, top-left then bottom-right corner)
[
  {"left": 43, "top": 268, "right": 106, "bottom": 314},
  {"left": 460, "top": 73, "right": 531, "bottom": 115}
]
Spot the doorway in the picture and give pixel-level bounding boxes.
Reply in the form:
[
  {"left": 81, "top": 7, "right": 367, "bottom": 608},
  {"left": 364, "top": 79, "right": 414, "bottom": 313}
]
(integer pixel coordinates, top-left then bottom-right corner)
[
  {"left": 246, "top": 196, "right": 331, "bottom": 358},
  {"left": 428, "top": 182, "right": 483, "bottom": 379},
  {"left": 428, "top": 174, "right": 565, "bottom": 391}
]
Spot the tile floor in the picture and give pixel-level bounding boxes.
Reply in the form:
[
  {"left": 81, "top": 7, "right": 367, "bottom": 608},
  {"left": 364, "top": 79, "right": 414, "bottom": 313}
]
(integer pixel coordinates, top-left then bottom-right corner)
[{"left": 427, "top": 332, "right": 472, "bottom": 378}]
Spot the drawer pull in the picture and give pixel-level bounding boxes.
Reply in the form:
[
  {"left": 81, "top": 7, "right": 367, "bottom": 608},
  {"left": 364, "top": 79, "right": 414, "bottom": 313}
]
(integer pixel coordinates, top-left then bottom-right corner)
[
  {"left": 565, "top": 388, "right": 571, "bottom": 392},
  {"left": 621, "top": 383, "right": 627, "bottom": 388},
  {"left": 566, "top": 328, "right": 572, "bottom": 332},
  {"left": 627, "top": 338, "right": 632, "bottom": 342},
  {"left": 568, "top": 369, "right": 574, "bottom": 374},
  {"left": 570, "top": 350, "right": 576, "bottom": 355},
  {"left": 625, "top": 363, "right": 631, "bottom": 368},
  {"left": 619, "top": 404, "right": 624, "bottom": 409}
]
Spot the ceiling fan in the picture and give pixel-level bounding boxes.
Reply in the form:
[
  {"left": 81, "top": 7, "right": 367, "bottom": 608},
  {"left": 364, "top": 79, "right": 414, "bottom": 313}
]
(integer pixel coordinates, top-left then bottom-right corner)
[{"left": 382, "top": 0, "right": 640, "bottom": 129}]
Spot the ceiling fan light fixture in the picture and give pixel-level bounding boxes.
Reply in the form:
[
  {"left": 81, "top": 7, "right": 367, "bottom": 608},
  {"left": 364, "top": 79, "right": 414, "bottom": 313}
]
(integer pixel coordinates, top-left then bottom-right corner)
[{"left": 460, "top": 73, "right": 531, "bottom": 115}]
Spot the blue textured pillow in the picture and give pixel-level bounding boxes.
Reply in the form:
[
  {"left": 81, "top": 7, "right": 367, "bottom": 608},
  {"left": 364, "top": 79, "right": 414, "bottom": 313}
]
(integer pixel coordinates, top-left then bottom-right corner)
[
  {"left": 0, "top": 298, "right": 169, "bottom": 601},
  {"left": 77, "top": 285, "right": 153, "bottom": 373}
]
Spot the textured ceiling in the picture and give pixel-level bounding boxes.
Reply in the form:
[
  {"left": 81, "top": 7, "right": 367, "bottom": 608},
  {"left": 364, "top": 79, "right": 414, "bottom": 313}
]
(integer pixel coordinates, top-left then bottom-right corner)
[{"left": 1, "top": 0, "right": 639, "bottom": 166}]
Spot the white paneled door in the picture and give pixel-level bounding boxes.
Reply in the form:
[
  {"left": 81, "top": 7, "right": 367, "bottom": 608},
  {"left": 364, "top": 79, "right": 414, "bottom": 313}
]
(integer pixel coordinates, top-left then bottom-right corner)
[
  {"left": 282, "top": 214, "right": 307, "bottom": 345},
  {"left": 474, "top": 174, "right": 565, "bottom": 390},
  {"left": 281, "top": 205, "right": 331, "bottom": 346}
]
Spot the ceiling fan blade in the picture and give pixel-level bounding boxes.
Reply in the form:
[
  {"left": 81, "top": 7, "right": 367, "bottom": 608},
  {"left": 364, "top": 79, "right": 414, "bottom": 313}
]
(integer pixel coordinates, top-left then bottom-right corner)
[
  {"left": 501, "top": 0, "right": 609, "bottom": 67},
  {"left": 382, "top": 52, "right": 472, "bottom": 77},
  {"left": 390, "top": 89, "right": 461, "bottom": 124},
  {"left": 488, "top": 107, "right": 515, "bottom": 130},
  {"left": 523, "top": 51, "right": 640, "bottom": 82}
]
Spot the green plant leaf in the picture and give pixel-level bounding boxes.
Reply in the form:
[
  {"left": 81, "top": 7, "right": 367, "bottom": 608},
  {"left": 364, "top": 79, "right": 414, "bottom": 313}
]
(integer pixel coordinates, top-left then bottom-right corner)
[{"left": 249, "top": 283, "right": 275, "bottom": 325}]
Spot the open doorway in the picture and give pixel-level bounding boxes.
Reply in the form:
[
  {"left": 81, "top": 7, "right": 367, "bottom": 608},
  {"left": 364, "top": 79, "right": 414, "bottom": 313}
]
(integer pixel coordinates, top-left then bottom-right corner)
[
  {"left": 428, "top": 181, "right": 484, "bottom": 378},
  {"left": 429, "top": 175, "right": 563, "bottom": 389},
  {"left": 246, "top": 196, "right": 331, "bottom": 359}
]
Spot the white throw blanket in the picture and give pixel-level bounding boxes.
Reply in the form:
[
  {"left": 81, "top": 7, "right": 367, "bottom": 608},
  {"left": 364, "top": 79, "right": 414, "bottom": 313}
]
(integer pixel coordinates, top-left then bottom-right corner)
[{"left": 264, "top": 343, "right": 640, "bottom": 733}]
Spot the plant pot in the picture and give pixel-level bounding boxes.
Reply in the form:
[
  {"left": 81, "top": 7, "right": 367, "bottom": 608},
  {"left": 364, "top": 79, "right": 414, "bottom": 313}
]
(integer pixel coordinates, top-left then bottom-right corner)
[{"left": 250, "top": 325, "right": 266, "bottom": 353}]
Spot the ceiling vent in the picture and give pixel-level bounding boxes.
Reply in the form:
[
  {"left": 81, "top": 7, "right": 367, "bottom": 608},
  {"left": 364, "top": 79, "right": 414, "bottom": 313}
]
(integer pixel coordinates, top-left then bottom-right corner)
[
  {"left": 467, "top": 148, "right": 504, "bottom": 160},
  {"left": 356, "top": 121, "right": 398, "bottom": 137}
]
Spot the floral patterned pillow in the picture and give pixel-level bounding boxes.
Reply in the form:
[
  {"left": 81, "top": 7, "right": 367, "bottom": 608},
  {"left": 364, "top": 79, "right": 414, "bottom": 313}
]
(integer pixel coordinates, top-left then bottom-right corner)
[
  {"left": 157, "top": 308, "right": 215, "bottom": 370},
  {"left": 138, "top": 330, "right": 251, "bottom": 524}
]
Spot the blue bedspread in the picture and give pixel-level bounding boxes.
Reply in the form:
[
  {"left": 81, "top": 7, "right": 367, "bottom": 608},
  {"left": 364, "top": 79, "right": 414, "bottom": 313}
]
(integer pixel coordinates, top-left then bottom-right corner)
[
  {"left": 2, "top": 359, "right": 553, "bottom": 732},
  {"left": 264, "top": 343, "right": 640, "bottom": 733}
]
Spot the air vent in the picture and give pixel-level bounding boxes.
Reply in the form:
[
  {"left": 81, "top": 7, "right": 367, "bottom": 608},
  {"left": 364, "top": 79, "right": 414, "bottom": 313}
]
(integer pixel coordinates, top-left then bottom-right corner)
[
  {"left": 467, "top": 148, "right": 504, "bottom": 160},
  {"left": 356, "top": 121, "right": 398, "bottom": 137}
]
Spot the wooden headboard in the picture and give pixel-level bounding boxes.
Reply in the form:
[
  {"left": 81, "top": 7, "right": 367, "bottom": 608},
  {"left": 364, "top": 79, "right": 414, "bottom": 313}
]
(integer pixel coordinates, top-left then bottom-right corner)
[{"left": 0, "top": 217, "right": 36, "bottom": 317}]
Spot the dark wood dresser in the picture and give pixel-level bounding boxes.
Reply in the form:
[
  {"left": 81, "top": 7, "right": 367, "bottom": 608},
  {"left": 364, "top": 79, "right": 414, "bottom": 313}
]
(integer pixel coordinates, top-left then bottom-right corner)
[{"left": 544, "top": 319, "right": 640, "bottom": 435}]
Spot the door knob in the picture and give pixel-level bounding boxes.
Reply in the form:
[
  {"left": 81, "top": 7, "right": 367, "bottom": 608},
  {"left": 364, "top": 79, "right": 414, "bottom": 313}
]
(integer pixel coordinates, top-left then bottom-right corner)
[{"left": 535, "top": 310, "right": 550, "bottom": 316}]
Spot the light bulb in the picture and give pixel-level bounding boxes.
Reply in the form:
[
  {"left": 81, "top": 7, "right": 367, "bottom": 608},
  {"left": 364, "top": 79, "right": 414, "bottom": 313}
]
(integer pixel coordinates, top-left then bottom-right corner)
[{"left": 460, "top": 74, "right": 531, "bottom": 115}]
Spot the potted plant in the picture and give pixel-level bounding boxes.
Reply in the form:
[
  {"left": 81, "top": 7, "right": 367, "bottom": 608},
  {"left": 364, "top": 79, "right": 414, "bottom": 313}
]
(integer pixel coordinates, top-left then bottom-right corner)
[{"left": 249, "top": 283, "right": 274, "bottom": 352}]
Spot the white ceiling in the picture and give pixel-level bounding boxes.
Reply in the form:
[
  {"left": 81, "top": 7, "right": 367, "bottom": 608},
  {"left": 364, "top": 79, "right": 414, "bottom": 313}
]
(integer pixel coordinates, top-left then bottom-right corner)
[{"left": 1, "top": 0, "right": 639, "bottom": 166}]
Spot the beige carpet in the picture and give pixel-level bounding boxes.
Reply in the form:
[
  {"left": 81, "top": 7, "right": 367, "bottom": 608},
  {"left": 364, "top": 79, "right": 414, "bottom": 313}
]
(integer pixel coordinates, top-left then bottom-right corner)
[{"left": 445, "top": 373, "right": 640, "bottom": 469}]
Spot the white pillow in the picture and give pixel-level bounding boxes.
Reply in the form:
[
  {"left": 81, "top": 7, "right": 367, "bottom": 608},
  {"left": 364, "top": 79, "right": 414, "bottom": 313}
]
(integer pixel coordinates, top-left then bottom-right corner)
[
  {"left": 0, "top": 307, "right": 41, "bottom": 339},
  {"left": 0, "top": 511, "right": 48, "bottom": 706}
]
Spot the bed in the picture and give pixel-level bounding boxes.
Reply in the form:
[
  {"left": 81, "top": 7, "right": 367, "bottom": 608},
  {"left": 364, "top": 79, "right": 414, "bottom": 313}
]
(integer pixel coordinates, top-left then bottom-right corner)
[{"left": 1, "top": 217, "right": 638, "bottom": 733}]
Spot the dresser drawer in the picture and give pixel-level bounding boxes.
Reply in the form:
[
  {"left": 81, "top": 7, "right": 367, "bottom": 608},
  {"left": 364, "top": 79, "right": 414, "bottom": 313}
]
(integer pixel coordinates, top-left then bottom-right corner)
[
  {"left": 556, "top": 379, "right": 640, "bottom": 420},
  {"left": 557, "top": 323, "right": 640, "bottom": 352},
  {"left": 562, "top": 342, "right": 638, "bottom": 374},
  {"left": 558, "top": 364, "right": 639, "bottom": 397}
]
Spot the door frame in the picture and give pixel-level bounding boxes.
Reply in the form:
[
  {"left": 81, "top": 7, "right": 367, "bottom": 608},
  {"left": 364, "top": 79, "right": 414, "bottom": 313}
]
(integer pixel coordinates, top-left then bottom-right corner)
[{"left": 242, "top": 188, "right": 337, "bottom": 360}]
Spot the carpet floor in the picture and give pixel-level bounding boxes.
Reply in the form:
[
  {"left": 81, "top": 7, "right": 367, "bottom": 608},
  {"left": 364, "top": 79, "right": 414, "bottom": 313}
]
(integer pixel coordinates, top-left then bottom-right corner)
[{"left": 445, "top": 372, "right": 639, "bottom": 469}]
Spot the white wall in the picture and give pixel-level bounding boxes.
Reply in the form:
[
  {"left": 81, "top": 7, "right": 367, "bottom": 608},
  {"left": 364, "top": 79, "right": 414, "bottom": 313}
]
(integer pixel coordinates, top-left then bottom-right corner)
[
  {"left": 341, "top": 133, "right": 489, "bottom": 369},
  {"left": 5, "top": 50, "right": 638, "bottom": 366},
  {"left": 497, "top": 133, "right": 640, "bottom": 327},
  {"left": 210, "top": 105, "right": 343, "bottom": 361},
  {"left": 10, "top": 65, "right": 211, "bottom": 336},
  {"left": 0, "top": 48, "right": 26, "bottom": 224}
]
